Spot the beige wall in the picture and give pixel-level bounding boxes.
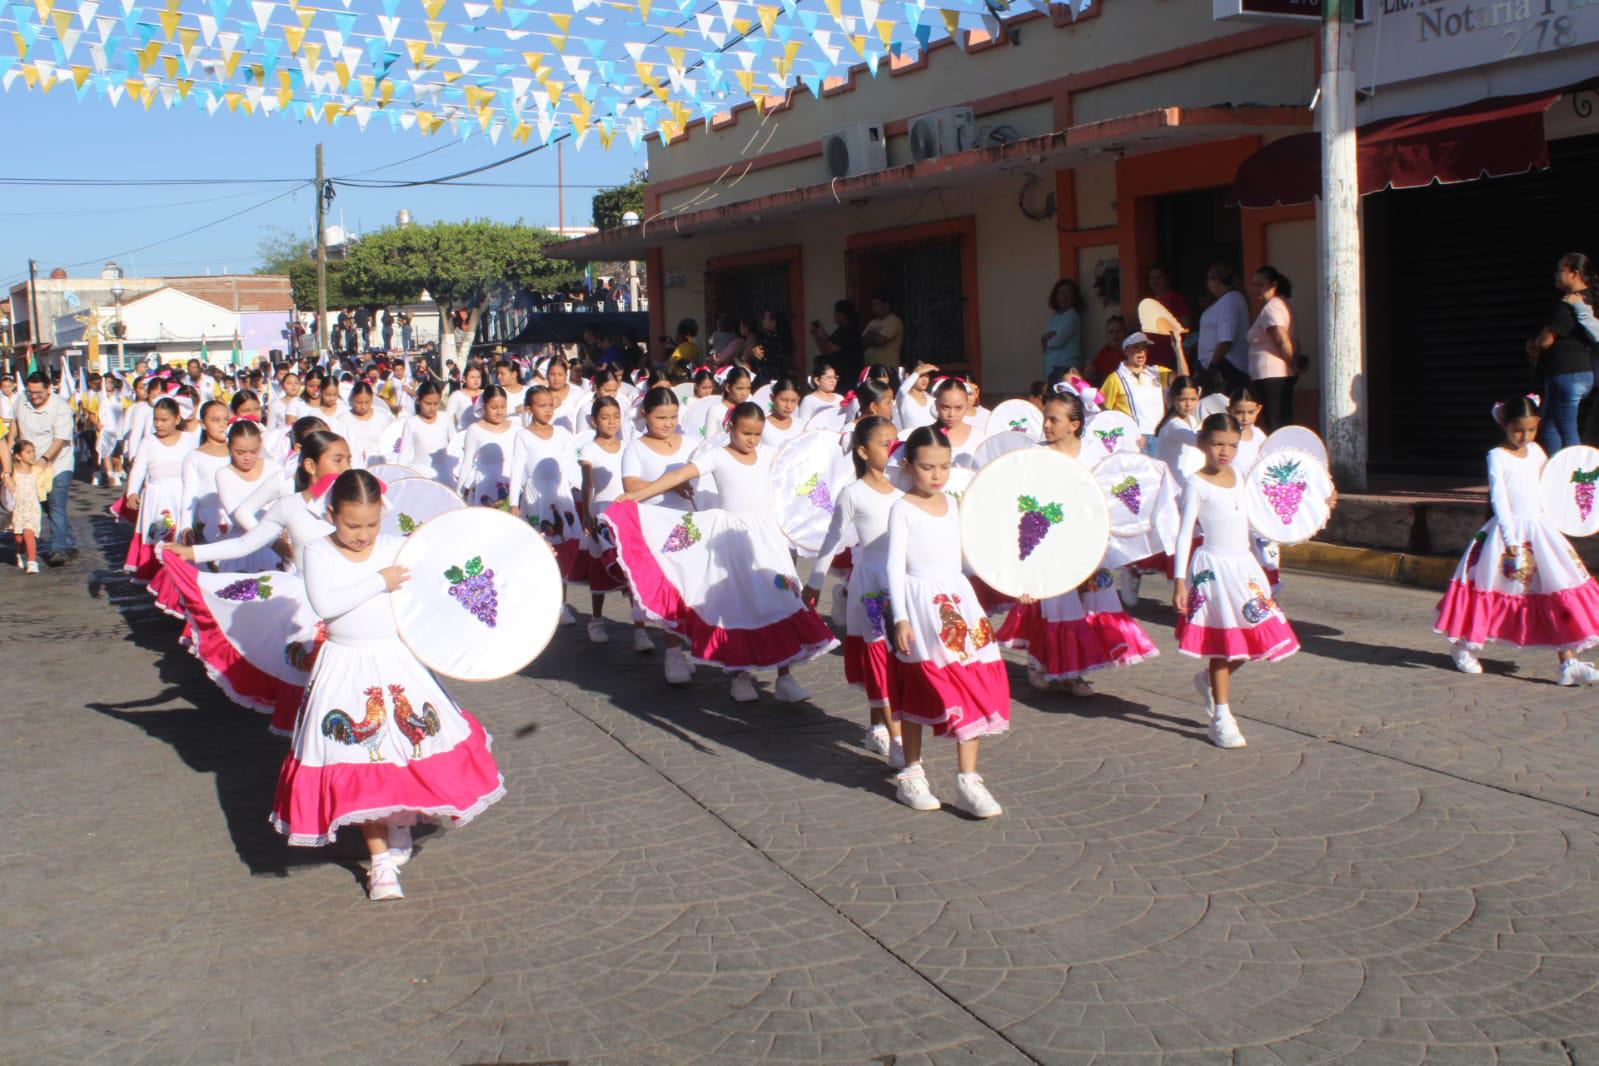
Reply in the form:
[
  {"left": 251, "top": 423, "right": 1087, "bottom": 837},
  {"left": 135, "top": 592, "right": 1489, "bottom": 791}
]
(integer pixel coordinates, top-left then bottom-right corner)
[{"left": 1264, "top": 217, "right": 1320, "bottom": 392}]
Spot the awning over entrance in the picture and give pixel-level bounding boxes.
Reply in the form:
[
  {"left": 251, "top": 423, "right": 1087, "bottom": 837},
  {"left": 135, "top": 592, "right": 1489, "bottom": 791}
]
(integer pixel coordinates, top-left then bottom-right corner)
[
  {"left": 1229, "top": 91, "right": 1560, "bottom": 208},
  {"left": 551, "top": 105, "right": 1308, "bottom": 262}
]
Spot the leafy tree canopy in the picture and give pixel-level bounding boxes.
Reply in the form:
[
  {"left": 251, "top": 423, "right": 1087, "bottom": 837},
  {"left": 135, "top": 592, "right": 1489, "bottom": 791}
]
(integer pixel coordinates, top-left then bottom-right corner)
[
  {"left": 340, "top": 219, "right": 580, "bottom": 313},
  {"left": 591, "top": 169, "right": 647, "bottom": 231}
]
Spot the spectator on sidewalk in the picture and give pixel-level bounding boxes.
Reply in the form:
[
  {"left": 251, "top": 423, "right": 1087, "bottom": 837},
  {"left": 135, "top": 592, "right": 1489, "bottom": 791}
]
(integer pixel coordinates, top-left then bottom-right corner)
[
  {"left": 1041, "top": 279, "right": 1084, "bottom": 380},
  {"left": 863, "top": 294, "right": 904, "bottom": 369},
  {"left": 1247, "top": 266, "right": 1297, "bottom": 434},
  {"left": 1088, "top": 314, "right": 1129, "bottom": 386},
  {"left": 1145, "top": 263, "right": 1191, "bottom": 371},
  {"left": 13, "top": 371, "right": 77, "bottom": 566},
  {"left": 808, "top": 300, "right": 864, "bottom": 384},
  {"left": 1198, "top": 263, "right": 1252, "bottom": 395},
  {"left": 1527, "top": 253, "right": 1599, "bottom": 452}
]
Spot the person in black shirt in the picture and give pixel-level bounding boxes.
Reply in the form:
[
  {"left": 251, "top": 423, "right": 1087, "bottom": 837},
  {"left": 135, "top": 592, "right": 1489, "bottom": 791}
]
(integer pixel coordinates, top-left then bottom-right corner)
[
  {"left": 808, "top": 299, "right": 864, "bottom": 385},
  {"left": 1528, "top": 253, "right": 1599, "bottom": 452}
]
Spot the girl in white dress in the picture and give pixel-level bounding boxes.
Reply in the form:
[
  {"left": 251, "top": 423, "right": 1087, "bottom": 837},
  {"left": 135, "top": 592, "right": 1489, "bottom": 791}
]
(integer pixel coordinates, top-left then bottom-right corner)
[
  {"left": 397, "top": 381, "right": 457, "bottom": 485},
  {"left": 455, "top": 386, "right": 517, "bottom": 510},
  {"left": 610, "top": 401, "right": 837, "bottom": 703},
  {"left": 1436, "top": 395, "right": 1599, "bottom": 684},
  {"left": 445, "top": 364, "right": 486, "bottom": 432},
  {"left": 122, "top": 378, "right": 155, "bottom": 458},
  {"left": 120, "top": 397, "right": 196, "bottom": 582},
  {"left": 208, "top": 420, "right": 284, "bottom": 573},
  {"left": 96, "top": 377, "right": 128, "bottom": 487},
  {"left": 313, "top": 375, "right": 346, "bottom": 427},
  {"left": 797, "top": 362, "right": 843, "bottom": 424},
  {"left": 619, "top": 387, "right": 701, "bottom": 677},
  {"left": 998, "top": 388, "right": 1159, "bottom": 694},
  {"left": 1172, "top": 413, "right": 1300, "bottom": 750},
  {"left": 159, "top": 431, "right": 351, "bottom": 732},
  {"left": 693, "top": 366, "right": 754, "bottom": 440},
  {"left": 180, "top": 401, "right": 233, "bottom": 547},
  {"left": 886, "top": 427, "right": 1009, "bottom": 818},
  {"left": 895, "top": 362, "right": 938, "bottom": 431},
  {"left": 338, "top": 381, "right": 394, "bottom": 468},
  {"left": 269, "top": 371, "right": 312, "bottom": 430},
  {"left": 806, "top": 416, "right": 905, "bottom": 765},
  {"left": 507, "top": 386, "right": 581, "bottom": 620},
  {"left": 575, "top": 396, "right": 637, "bottom": 646},
  {"left": 925, "top": 378, "right": 982, "bottom": 469},
  {"left": 761, "top": 378, "right": 803, "bottom": 448},
  {"left": 1227, "top": 384, "right": 1281, "bottom": 591},
  {"left": 545, "top": 358, "right": 591, "bottom": 435},
  {"left": 271, "top": 469, "right": 506, "bottom": 901}
]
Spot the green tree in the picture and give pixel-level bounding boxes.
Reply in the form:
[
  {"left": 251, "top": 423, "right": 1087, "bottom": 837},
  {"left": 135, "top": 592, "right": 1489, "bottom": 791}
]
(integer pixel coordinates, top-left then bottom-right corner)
[
  {"left": 591, "top": 168, "right": 647, "bottom": 231},
  {"left": 341, "top": 219, "right": 579, "bottom": 358},
  {"left": 254, "top": 227, "right": 313, "bottom": 276}
]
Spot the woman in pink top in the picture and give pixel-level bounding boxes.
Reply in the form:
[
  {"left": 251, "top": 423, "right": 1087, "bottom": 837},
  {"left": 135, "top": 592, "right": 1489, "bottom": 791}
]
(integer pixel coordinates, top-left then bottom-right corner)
[{"left": 1247, "top": 266, "right": 1297, "bottom": 433}]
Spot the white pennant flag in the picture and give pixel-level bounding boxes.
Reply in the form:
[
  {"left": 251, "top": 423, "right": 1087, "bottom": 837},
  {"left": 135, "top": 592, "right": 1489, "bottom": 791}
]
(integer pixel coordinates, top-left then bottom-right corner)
[
  {"left": 353, "top": 104, "right": 372, "bottom": 128},
  {"left": 198, "top": 14, "right": 217, "bottom": 45},
  {"left": 503, "top": 29, "right": 528, "bottom": 40},
  {"left": 441, "top": 41, "right": 467, "bottom": 56},
  {"left": 377, "top": 15, "right": 400, "bottom": 41},
  {"left": 95, "top": 16, "right": 117, "bottom": 43},
  {"left": 488, "top": 120, "right": 503, "bottom": 144},
  {"left": 88, "top": 42, "right": 107, "bottom": 72},
  {"left": 462, "top": 1, "right": 488, "bottom": 16},
  {"left": 859, "top": 0, "right": 880, "bottom": 25},
  {"left": 321, "top": 30, "right": 343, "bottom": 55},
  {"left": 251, "top": 1, "right": 275, "bottom": 31},
  {"left": 717, "top": 0, "right": 739, "bottom": 27},
  {"left": 106, "top": 79, "right": 125, "bottom": 104},
  {"left": 207, "top": 92, "right": 223, "bottom": 114},
  {"left": 217, "top": 31, "right": 238, "bottom": 62},
  {"left": 399, "top": 111, "right": 416, "bottom": 129},
  {"left": 59, "top": 27, "right": 81, "bottom": 56}
]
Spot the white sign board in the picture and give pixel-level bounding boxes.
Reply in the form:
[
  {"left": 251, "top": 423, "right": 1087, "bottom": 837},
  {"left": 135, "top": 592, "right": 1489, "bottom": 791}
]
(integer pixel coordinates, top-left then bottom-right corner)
[{"left": 1357, "top": 0, "right": 1599, "bottom": 89}]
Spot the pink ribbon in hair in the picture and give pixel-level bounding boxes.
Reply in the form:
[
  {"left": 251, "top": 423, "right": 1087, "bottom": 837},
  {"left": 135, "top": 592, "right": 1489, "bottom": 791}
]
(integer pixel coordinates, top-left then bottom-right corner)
[
  {"left": 1491, "top": 392, "right": 1542, "bottom": 425},
  {"left": 309, "top": 471, "right": 385, "bottom": 499}
]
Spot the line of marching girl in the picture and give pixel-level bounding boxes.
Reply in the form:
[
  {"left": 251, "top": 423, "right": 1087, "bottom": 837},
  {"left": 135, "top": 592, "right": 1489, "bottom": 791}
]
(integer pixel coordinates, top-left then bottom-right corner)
[{"left": 107, "top": 356, "right": 1599, "bottom": 900}]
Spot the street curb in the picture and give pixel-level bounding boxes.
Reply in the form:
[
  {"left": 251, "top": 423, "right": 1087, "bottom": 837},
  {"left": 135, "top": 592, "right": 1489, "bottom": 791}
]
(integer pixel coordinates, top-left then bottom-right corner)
[{"left": 1281, "top": 541, "right": 1455, "bottom": 591}]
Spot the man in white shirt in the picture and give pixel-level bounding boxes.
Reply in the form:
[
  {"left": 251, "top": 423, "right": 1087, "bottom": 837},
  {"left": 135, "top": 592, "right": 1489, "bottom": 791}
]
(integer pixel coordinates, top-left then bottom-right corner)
[
  {"left": 1198, "top": 264, "right": 1252, "bottom": 393},
  {"left": 14, "top": 371, "right": 78, "bottom": 565}
]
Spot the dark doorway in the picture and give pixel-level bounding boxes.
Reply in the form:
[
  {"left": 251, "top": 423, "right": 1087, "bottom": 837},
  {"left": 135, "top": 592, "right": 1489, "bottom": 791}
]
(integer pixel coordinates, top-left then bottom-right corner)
[{"left": 1152, "top": 186, "right": 1243, "bottom": 323}]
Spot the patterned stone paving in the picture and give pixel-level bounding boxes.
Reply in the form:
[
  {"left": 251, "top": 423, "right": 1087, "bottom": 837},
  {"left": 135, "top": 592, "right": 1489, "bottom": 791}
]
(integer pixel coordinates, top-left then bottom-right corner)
[{"left": 3, "top": 486, "right": 1597, "bottom": 1064}]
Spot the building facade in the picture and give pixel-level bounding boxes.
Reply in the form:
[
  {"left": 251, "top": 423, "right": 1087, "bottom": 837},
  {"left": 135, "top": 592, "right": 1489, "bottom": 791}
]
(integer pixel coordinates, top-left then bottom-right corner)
[{"left": 556, "top": 0, "right": 1599, "bottom": 479}]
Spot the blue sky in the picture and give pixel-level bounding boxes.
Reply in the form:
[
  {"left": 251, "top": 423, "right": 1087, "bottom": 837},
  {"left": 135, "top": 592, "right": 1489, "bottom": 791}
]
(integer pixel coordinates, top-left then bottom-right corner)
[{"left": 0, "top": 84, "right": 643, "bottom": 291}]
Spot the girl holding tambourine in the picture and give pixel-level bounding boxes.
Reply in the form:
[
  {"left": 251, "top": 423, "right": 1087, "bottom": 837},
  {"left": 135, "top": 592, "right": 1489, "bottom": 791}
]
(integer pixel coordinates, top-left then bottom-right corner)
[
  {"left": 885, "top": 426, "right": 1010, "bottom": 818},
  {"left": 1435, "top": 395, "right": 1599, "bottom": 684},
  {"left": 997, "top": 385, "right": 1160, "bottom": 695},
  {"left": 1172, "top": 413, "right": 1300, "bottom": 750}
]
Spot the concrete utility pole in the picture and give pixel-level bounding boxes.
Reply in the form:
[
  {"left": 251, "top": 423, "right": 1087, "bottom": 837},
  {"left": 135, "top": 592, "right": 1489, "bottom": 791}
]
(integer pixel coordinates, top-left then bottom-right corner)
[
  {"left": 27, "top": 257, "right": 41, "bottom": 353},
  {"left": 1319, "top": 0, "right": 1366, "bottom": 490},
  {"left": 315, "top": 143, "right": 329, "bottom": 356}
]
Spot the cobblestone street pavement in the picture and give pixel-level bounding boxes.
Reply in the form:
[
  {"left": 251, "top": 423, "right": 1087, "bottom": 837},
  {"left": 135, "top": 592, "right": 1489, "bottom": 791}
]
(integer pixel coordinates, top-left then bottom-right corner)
[{"left": 5, "top": 485, "right": 1598, "bottom": 1065}]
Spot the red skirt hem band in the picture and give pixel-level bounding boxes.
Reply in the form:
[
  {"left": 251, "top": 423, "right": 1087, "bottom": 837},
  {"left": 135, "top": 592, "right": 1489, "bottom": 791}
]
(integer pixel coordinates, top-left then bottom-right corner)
[
  {"left": 1175, "top": 617, "right": 1299, "bottom": 662},
  {"left": 888, "top": 655, "right": 1011, "bottom": 742},
  {"left": 1434, "top": 579, "right": 1599, "bottom": 653},
  {"left": 843, "top": 634, "right": 891, "bottom": 706}
]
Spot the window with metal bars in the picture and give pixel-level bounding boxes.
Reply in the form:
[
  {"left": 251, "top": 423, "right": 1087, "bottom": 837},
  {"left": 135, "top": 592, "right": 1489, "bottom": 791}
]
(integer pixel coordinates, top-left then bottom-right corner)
[{"left": 846, "top": 235, "right": 968, "bottom": 371}]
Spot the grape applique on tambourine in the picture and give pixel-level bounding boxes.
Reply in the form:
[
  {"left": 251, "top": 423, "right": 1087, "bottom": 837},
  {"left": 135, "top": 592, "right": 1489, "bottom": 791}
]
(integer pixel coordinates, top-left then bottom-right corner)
[
  {"left": 1571, "top": 467, "right": 1599, "bottom": 522},
  {"left": 794, "top": 473, "right": 835, "bottom": 513},
  {"left": 444, "top": 556, "right": 499, "bottom": 627},
  {"left": 1260, "top": 458, "right": 1308, "bottom": 525},
  {"left": 1094, "top": 427, "right": 1124, "bottom": 454},
  {"left": 1016, "top": 495, "right": 1064, "bottom": 560},
  {"left": 218, "top": 576, "right": 274, "bottom": 602},
  {"left": 397, "top": 512, "right": 419, "bottom": 535},
  {"left": 1110, "top": 475, "right": 1142, "bottom": 515}
]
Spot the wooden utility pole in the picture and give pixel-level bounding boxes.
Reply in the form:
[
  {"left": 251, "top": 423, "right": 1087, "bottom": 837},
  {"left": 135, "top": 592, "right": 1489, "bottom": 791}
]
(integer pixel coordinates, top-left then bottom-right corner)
[
  {"left": 26, "top": 257, "right": 42, "bottom": 353},
  {"left": 1319, "top": 0, "right": 1365, "bottom": 490},
  {"left": 315, "top": 143, "right": 329, "bottom": 356},
  {"left": 557, "top": 140, "right": 565, "bottom": 235}
]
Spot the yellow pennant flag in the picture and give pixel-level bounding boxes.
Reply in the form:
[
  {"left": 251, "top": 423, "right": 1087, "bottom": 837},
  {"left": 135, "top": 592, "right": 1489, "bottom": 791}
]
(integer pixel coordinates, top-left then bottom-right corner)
[
  {"left": 50, "top": 10, "right": 71, "bottom": 41},
  {"left": 283, "top": 25, "right": 305, "bottom": 53},
  {"left": 405, "top": 39, "right": 428, "bottom": 64},
  {"left": 544, "top": 33, "right": 565, "bottom": 52},
  {"left": 757, "top": 5, "right": 777, "bottom": 35},
  {"left": 138, "top": 39, "right": 161, "bottom": 70},
  {"left": 421, "top": 0, "right": 445, "bottom": 18},
  {"left": 637, "top": 0, "right": 652, "bottom": 19},
  {"left": 225, "top": 89, "right": 243, "bottom": 111},
  {"left": 378, "top": 79, "right": 394, "bottom": 102},
  {"left": 142, "top": 82, "right": 157, "bottom": 106},
  {"left": 303, "top": 41, "right": 322, "bottom": 69},
  {"left": 940, "top": 8, "right": 961, "bottom": 38},
  {"left": 547, "top": 12, "right": 571, "bottom": 32},
  {"left": 633, "top": 61, "right": 656, "bottom": 86},
  {"left": 296, "top": 7, "right": 314, "bottom": 29},
  {"left": 512, "top": 121, "right": 531, "bottom": 144},
  {"left": 462, "top": 84, "right": 483, "bottom": 108},
  {"left": 477, "top": 106, "right": 493, "bottom": 131},
  {"left": 18, "top": 63, "right": 39, "bottom": 87},
  {"left": 249, "top": 62, "right": 264, "bottom": 81},
  {"left": 323, "top": 101, "right": 341, "bottom": 124},
  {"left": 162, "top": 54, "right": 177, "bottom": 78},
  {"left": 521, "top": 51, "right": 544, "bottom": 75},
  {"left": 658, "top": 24, "right": 684, "bottom": 37},
  {"left": 492, "top": 0, "right": 501, "bottom": 10},
  {"left": 822, "top": 0, "right": 841, "bottom": 21},
  {"left": 12, "top": 32, "right": 28, "bottom": 59},
  {"left": 571, "top": 111, "right": 589, "bottom": 136},
  {"left": 70, "top": 64, "right": 89, "bottom": 88},
  {"left": 424, "top": 19, "right": 444, "bottom": 44},
  {"left": 222, "top": 49, "right": 242, "bottom": 76},
  {"left": 334, "top": 60, "right": 350, "bottom": 90},
  {"left": 357, "top": 73, "right": 375, "bottom": 98},
  {"left": 277, "top": 83, "right": 293, "bottom": 107},
  {"left": 175, "top": 76, "right": 193, "bottom": 98},
  {"left": 542, "top": 77, "right": 563, "bottom": 106},
  {"left": 177, "top": 26, "right": 198, "bottom": 54},
  {"left": 664, "top": 45, "right": 684, "bottom": 70},
  {"left": 733, "top": 68, "right": 754, "bottom": 93},
  {"left": 158, "top": 8, "right": 179, "bottom": 40},
  {"left": 440, "top": 70, "right": 461, "bottom": 84},
  {"left": 32, "top": 0, "right": 51, "bottom": 20},
  {"left": 732, "top": 16, "right": 751, "bottom": 33},
  {"left": 848, "top": 33, "right": 865, "bottom": 56},
  {"left": 876, "top": 19, "right": 895, "bottom": 48},
  {"left": 598, "top": 125, "right": 614, "bottom": 150}
]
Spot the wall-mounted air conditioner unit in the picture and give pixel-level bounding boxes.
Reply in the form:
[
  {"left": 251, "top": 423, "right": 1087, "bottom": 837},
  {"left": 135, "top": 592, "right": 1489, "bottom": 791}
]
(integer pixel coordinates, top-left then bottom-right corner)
[
  {"left": 909, "top": 107, "right": 975, "bottom": 162},
  {"left": 822, "top": 122, "right": 888, "bottom": 179}
]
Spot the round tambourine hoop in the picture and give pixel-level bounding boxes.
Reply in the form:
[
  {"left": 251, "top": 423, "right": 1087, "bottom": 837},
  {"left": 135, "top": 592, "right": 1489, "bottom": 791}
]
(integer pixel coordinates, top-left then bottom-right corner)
[
  {"left": 985, "top": 399, "right": 1043, "bottom": 442},
  {"left": 1261, "top": 425, "right": 1329, "bottom": 469},
  {"left": 1245, "top": 447, "right": 1333, "bottom": 546},
  {"left": 681, "top": 394, "right": 725, "bottom": 442},
  {"left": 371, "top": 463, "right": 425, "bottom": 486},
  {"left": 382, "top": 477, "right": 465, "bottom": 539},
  {"left": 1083, "top": 410, "right": 1142, "bottom": 468},
  {"left": 958, "top": 448, "right": 1110, "bottom": 600},
  {"left": 1094, "top": 450, "right": 1168, "bottom": 539},
  {"left": 375, "top": 418, "right": 406, "bottom": 464},
  {"left": 805, "top": 404, "right": 850, "bottom": 434},
  {"left": 1539, "top": 443, "right": 1599, "bottom": 538},
  {"left": 1155, "top": 425, "right": 1206, "bottom": 491},
  {"left": 972, "top": 430, "right": 1035, "bottom": 469},
  {"left": 391, "top": 507, "right": 564, "bottom": 681},
  {"left": 772, "top": 430, "right": 859, "bottom": 553},
  {"left": 671, "top": 381, "right": 696, "bottom": 407},
  {"left": 751, "top": 382, "right": 774, "bottom": 415}
]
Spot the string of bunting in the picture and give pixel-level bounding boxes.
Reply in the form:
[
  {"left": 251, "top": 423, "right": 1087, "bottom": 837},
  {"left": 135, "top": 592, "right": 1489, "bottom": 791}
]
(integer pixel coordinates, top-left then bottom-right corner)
[{"left": 0, "top": 0, "right": 1094, "bottom": 148}]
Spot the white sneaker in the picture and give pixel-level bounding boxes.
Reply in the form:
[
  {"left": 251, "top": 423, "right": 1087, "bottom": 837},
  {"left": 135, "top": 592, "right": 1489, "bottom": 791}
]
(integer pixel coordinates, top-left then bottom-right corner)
[
  {"left": 1117, "top": 569, "right": 1141, "bottom": 609},
  {"left": 664, "top": 648, "right": 692, "bottom": 685},
  {"left": 14, "top": 555, "right": 22, "bottom": 570},
  {"left": 887, "top": 740, "right": 906, "bottom": 770},
  {"left": 386, "top": 825, "right": 413, "bottom": 867},
  {"left": 586, "top": 618, "right": 610, "bottom": 644},
  {"left": 367, "top": 859, "right": 404, "bottom": 901},
  {"left": 1027, "top": 665, "right": 1051, "bottom": 691},
  {"left": 559, "top": 604, "right": 578, "bottom": 627},
  {"left": 1209, "top": 706, "right": 1248, "bottom": 749},
  {"left": 730, "top": 673, "right": 759, "bottom": 702},
  {"left": 895, "top": 766, "right": 941, "bottom": 811},
  {"left": 1063, "top": 678, "right": 1094, "bottom": 697},
  {"left": 830, "top": 591, "right": 847, "bottom": 629},
  {"left": 631, "top": 629, "right": 655, "bottom": 655},
  {"left": 864, "top": 724, "right": 891, "bottom": 757},
  {"left": 953, "top": 772, "right": 1003, "bottom": 818},
  {"left": 1452, "top": 646, "right": 1483, "bottom": 675},
  {"left": 774, "top": 674, "right": 810, "bottom": 703},
  {"left": 1558, "top": 659, "right": 1599, "bottom": 686},
  {"left": 25, "top": 560, "right": 40, "bottom": 574},
  {"left": 1194, "top": 670, "right": 1214, "bottom": 713}
]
